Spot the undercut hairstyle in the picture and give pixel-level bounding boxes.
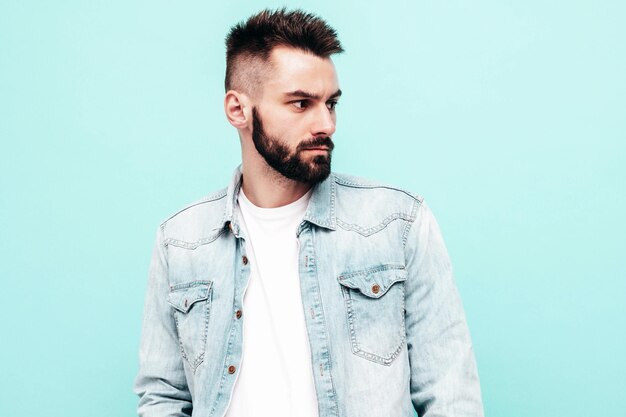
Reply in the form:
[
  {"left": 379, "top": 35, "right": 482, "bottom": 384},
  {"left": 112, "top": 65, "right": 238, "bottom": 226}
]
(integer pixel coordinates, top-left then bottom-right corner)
[{"left": 225, "top": 8, "right": 344, "bottom": 95}]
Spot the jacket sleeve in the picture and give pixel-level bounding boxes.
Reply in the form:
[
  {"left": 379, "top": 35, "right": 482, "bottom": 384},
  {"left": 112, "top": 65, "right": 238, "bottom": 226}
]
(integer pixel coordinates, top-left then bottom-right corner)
[
  {"left": 403, "top": 200, "right": 484, "bottom": 417},
  {"left": 134, "top": 226, "right": 193, "bottom": 417}
]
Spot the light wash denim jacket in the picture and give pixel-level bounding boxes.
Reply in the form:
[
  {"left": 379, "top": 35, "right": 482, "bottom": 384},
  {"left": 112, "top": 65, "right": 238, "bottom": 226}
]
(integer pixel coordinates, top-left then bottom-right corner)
[{"left": 135, "top": 166, "right": 484, "bottom": 417}]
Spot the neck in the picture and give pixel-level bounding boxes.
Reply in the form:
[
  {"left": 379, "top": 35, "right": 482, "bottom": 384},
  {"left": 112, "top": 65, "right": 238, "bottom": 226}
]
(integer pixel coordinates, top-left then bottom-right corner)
[{"left": 241, "top": 160, "right": 312, "bottom": 208}]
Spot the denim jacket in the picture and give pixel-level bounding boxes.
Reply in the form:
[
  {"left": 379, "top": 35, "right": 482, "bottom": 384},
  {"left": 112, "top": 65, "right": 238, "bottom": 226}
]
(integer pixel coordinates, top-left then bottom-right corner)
[{"left": 134, "top": 166, "right": 484, "bottom": 417}]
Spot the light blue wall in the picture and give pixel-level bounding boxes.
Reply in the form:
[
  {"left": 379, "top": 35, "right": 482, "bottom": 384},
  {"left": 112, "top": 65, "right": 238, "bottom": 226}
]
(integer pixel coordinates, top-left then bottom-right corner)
[{"left": 1, "top": 1, "right": 624, "bottom": 416}]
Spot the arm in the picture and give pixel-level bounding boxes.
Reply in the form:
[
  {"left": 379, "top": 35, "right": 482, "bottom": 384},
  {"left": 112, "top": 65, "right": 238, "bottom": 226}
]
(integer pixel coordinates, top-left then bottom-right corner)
[
  {"left": 403, "top": 200, "right": 484, "bottom": 417},
  {"left": 134, "top": 226, "right": 193, "bottom": 417}
]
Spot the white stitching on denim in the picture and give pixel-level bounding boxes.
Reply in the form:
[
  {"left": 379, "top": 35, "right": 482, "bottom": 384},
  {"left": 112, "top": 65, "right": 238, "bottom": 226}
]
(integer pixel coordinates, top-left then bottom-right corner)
[
  {"left": 164, "top": 228, "right": 228, "bottom": 249},
  {"left": 341, "top": 276, "right": 406, "bottom": 366},
  {"left": 170, "top": 285, "right": 212, "bottom": 373},
  {"left": 336, "top": 213, "right": 413, "bottom": 236}
]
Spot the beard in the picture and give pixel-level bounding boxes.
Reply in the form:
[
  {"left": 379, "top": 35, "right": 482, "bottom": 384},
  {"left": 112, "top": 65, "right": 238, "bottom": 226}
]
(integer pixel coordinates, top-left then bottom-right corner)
[{"left": 251, "top": 107, "right": 334, "bottom": 185}]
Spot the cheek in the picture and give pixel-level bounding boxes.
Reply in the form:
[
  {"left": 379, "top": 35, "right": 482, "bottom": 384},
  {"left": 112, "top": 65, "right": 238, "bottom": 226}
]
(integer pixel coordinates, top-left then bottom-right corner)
[
  {"left": 272, "top": 119, "right": 308, "bottom": 142},
  {"left": 259, "top": 104, "right": 309, "bottom": 143},
  {"left": 261, "top": 105, "right": 297, "bottom": 130}
]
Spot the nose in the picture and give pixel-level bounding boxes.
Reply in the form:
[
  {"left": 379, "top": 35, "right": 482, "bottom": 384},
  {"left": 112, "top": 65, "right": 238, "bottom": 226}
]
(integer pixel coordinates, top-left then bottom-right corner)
[{"left": 310, "top": 104, "right": 336, "bottom": 138}]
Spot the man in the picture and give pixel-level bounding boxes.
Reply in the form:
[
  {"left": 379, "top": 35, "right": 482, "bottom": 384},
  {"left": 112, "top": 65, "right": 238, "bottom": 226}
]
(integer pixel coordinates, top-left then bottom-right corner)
[{"left": 135, "top": 8, "right": 483, "bottom": 417}]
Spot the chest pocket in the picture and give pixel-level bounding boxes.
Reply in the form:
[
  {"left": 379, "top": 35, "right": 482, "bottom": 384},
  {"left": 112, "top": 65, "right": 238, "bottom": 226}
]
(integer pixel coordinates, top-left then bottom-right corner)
[
  {"left": 338, "top": 265, "right": 407, "bottom": 365},
  {"left": 167, "top": 280, "right": 213, "bottom": 371}
]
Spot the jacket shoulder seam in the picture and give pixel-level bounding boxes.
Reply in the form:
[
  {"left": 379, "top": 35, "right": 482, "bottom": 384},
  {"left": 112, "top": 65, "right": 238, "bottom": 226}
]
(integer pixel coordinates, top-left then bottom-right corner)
[
  {"left": 160, "top": 188, "right": 227, "bottom": 227},
  {"left": 402, "top": 197, "right": 425, "bottom": 248},
  {"left": 333, "top": 174, "right": 423, "bottom": 202}
]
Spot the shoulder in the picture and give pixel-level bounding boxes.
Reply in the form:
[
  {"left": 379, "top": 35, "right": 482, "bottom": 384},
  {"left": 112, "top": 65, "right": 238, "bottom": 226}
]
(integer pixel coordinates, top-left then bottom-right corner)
[
  {"left": 161, "top": 187, "right": 228, "bottom": 226},
  {"left": 157, "top": 187, "right": 230, "bottom": 246},
  {"left": 333, "top": 172, "right": 423, "bottom": 206},
  {"left": 331, "top": 172, "right": 426, "bottom": 228}
]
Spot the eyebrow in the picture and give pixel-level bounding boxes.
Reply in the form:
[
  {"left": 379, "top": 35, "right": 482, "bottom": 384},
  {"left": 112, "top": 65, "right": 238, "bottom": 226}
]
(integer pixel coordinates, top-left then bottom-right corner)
[{"left": 283, "top": 89, "right": 342, "bottom": 100}]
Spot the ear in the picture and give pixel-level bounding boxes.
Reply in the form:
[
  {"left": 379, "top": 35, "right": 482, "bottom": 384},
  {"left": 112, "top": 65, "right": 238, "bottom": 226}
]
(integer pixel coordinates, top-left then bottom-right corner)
[{"left": 224, "top": 90, "right": 251, "bottom": 130}]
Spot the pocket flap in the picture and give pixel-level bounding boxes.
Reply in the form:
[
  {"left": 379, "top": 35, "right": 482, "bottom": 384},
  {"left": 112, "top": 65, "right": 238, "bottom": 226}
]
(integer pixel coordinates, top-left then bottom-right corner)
[
  {"left": 338, "top": 265, "right": 407, "bottom": 298},
  {"left": 167, "top": 281, "right": 212, "bottom": 313}
]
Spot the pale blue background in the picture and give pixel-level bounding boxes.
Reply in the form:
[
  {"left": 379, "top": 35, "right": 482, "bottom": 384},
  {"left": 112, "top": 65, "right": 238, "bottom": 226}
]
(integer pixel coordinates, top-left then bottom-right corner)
[{"left": 1, "top": 1, "right": 624, "bottom": 416}]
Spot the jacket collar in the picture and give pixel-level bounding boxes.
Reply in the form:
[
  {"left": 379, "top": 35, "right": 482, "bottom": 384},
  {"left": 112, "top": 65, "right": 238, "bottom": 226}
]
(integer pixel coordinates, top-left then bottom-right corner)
[{"left": 221, "top": 165, "right": 337, "bottom": 234}]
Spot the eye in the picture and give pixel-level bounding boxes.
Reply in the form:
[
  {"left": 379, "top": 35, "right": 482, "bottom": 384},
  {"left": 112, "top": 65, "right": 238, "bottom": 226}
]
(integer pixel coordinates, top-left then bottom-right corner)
[
  {"left": 326, "top": 100, "right": 338, "bottom": 111},
  {"left": 292, "top": 100, "right": 309, "bottom": 109}
]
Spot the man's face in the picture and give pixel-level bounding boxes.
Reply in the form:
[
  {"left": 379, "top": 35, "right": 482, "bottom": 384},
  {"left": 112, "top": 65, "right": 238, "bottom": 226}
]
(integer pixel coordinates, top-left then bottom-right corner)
[{"left": 251, "top": 46, "right": 341, "bottom": 185}]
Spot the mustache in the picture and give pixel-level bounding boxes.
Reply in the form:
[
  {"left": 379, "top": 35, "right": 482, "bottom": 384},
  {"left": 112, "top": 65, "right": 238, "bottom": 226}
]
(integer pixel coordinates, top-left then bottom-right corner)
[{"left": 297, "top": 137, "right": 335, "bottom": 152}]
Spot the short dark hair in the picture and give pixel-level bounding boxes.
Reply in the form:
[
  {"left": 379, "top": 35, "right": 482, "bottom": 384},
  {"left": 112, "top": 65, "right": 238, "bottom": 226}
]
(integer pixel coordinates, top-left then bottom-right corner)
[{"left": 225, "top": 8, "right": 344, "bottom": 93}]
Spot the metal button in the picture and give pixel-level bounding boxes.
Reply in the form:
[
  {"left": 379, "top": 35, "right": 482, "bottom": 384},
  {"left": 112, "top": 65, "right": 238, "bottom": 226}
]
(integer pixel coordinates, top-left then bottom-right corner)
[
  {"left": 228, "top": 365, "right": 236, "bottom": 374},
  {"left": 372, "top": 284, "right": 381, "bottom": 294},
  {"left": 242, "top": 256, "right": 248, "bottom": 265},
  {"left": 235, "top": 310, "right": 242, "bottom": 319}
]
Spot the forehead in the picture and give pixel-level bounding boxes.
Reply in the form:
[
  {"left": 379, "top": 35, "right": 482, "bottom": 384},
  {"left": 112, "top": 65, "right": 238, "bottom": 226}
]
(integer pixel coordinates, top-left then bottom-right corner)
[{"left": 263, "top": 46, "right": 339, "bottom": 97}]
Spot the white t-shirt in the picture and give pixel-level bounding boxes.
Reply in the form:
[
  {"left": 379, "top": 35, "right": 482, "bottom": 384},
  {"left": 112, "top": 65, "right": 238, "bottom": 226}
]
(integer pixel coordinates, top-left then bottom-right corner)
[{"left": 224, "top": 188, "right": 319, "bottom": 417}]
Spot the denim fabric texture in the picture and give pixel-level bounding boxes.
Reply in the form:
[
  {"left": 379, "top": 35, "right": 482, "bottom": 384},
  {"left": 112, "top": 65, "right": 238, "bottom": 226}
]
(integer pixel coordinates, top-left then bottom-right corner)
[{"left": 134, "top": 166, "right": 484, "bottom": 417}]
